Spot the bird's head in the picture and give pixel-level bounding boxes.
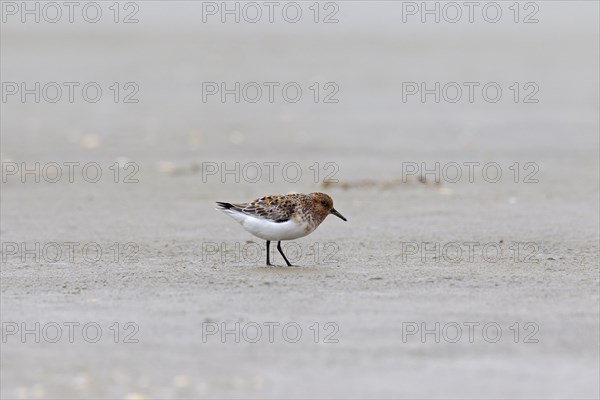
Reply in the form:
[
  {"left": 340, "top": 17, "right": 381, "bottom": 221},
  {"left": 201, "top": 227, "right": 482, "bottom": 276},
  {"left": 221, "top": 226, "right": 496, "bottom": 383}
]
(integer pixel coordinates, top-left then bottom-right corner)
[{"left": 309, "top": 192, "right": 347, "bottom": 222}]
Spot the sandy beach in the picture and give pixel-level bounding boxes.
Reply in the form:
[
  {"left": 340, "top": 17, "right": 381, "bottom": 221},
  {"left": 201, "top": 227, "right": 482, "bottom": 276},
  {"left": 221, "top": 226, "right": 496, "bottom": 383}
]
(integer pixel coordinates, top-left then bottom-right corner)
[{"left": 1, "top": 1, "right": 599, "bottom": 398}]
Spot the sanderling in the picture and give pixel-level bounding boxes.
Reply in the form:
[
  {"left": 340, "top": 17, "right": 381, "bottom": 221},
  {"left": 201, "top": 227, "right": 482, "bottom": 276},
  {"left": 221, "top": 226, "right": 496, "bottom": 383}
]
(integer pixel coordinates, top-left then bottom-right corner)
[{"left": 216, "top": 192, "right": 347, "bottom": 266}]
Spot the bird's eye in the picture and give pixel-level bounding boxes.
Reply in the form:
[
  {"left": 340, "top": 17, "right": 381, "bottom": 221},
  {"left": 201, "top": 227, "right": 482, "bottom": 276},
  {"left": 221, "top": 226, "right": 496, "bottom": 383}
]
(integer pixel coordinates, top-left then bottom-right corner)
[{"left": 321, "top": 200, "right": 327, "bottom": 206}]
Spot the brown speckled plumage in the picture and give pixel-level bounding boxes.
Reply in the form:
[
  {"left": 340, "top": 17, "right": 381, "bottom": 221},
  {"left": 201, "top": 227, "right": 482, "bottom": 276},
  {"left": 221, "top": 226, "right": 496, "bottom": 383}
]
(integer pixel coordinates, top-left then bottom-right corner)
[{"left": 218, "top": 193, "right": 334, "bottom": 229}]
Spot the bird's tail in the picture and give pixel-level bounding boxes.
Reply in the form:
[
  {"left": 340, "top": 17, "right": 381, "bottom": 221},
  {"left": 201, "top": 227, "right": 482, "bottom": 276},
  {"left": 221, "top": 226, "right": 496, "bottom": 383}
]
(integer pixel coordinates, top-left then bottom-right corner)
[{"left": 216, "top": 202, "right": 234, "bottom": 210}]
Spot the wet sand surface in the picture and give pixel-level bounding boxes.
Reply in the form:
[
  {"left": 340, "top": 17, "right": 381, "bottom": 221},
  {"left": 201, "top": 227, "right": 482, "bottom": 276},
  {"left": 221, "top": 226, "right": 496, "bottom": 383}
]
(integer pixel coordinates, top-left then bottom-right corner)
[{"left": 1, "top": 2, "right": 599, "bottom": 398}]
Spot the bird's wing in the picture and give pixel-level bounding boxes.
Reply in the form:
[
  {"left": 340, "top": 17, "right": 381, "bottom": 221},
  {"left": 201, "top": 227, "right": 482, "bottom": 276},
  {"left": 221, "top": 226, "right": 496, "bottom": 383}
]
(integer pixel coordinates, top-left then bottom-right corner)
[{"left": 217, "top": 194, "right": 299, "bottom": 223}]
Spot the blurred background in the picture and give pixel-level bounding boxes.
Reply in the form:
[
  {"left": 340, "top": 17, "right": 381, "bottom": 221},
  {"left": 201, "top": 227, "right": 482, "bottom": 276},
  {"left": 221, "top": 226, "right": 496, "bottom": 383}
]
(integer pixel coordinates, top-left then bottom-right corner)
[{"left": 1, "top": 1, "right": 599, "bottom": 399}]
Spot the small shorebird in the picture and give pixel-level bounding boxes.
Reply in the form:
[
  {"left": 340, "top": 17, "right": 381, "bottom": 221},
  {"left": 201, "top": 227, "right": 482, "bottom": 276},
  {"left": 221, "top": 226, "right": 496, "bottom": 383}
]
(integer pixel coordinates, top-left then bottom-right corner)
[{"left": 216, "top": 192, "right": 347, "bottom": 266}]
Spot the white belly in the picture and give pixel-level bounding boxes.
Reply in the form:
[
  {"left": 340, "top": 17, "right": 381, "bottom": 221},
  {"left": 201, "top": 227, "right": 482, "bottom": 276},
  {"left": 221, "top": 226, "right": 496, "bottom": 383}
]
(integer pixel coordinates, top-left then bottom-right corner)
[{"left": 224, "top": 210, "right": 312, "bottom": 241}]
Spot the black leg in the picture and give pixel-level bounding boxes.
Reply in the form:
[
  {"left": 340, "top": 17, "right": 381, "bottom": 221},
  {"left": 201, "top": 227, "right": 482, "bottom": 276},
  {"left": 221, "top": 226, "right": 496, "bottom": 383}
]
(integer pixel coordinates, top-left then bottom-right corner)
[
  {"left": 266, "top": 241, "right": 272, "bottom": 265},
  {"left": 277, "top": 241, "right": 293, "bottom": 266}
]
